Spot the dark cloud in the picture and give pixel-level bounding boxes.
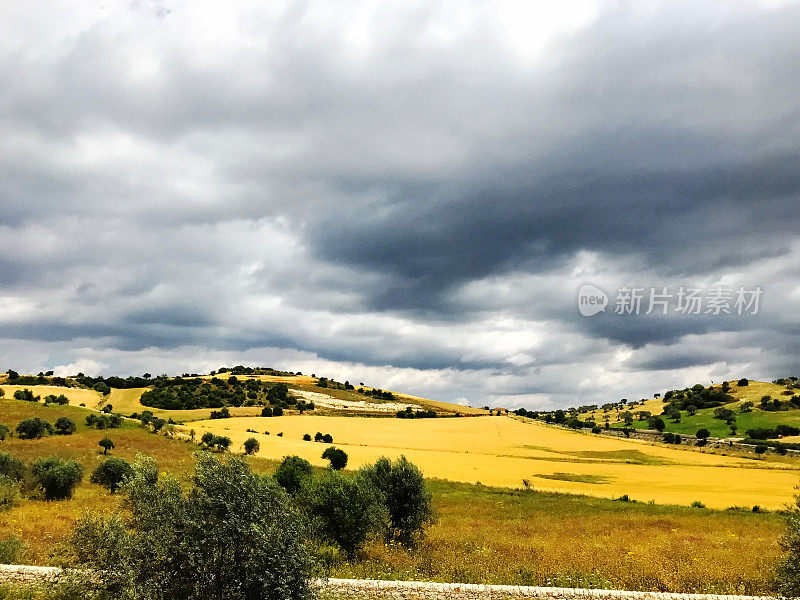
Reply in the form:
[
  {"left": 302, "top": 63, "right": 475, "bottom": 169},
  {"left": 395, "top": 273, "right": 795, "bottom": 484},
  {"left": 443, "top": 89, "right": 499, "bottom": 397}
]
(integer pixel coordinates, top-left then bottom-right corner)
[{"left": 0, "top": 1, "right": 798, "bottom": 408}]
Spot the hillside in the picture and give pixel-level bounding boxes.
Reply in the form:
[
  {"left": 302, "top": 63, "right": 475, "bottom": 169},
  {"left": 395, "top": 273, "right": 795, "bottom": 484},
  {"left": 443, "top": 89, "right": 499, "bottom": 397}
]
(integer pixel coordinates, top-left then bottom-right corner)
[
  {"left": 0, "top": 394, "right": 786, "bottom": 593},
  {"left": 579, "top": 379, "right": 800, "bottom": 439}
]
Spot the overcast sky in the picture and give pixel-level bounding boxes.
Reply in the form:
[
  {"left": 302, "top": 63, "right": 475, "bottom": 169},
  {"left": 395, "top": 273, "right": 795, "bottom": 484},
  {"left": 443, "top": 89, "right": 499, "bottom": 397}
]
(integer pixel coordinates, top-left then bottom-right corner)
[{"left": 1, "top": 0, "right": 798, "bottom": 409}]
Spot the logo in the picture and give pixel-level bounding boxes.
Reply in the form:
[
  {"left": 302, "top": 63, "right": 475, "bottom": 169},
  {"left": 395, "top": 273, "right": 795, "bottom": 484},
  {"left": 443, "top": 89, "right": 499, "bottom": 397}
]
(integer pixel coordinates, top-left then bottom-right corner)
[{"left": 577, "top": 284, "right": 608, "bottom": 316}]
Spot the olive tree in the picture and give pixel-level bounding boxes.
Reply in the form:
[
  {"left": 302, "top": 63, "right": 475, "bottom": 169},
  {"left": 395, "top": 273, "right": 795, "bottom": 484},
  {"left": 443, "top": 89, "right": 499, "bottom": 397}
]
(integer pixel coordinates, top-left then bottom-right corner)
[
  {"left": 67, "top": 453, "right": 310, "bottom": 600},
  {"left": 273, "top": 455, "right": 313, "bottom": 496},
  {"left": 91, "top": 457, "right": 133, "bottom": 493},
  {"left": 359, "top": 456, "right": 434, "bottom": 546},
  {"left": 31, "top": 456, "right": 84, "bottom": 500},
  {"left": 309, "top": 470, "right": 387, "bottom": 558}
]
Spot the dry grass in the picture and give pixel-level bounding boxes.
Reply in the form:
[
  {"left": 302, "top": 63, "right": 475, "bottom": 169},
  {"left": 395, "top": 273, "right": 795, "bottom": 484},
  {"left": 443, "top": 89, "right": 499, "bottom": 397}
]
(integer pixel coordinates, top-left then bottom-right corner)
[
  {"left": 189, "top": 413, "right": 800, "bottom": 508},
  {"left": 0, "top": 397, "right": 790, "bottom": 593},
  {"left": 331, "top": 480, "right": 784, "bottom": 594}
]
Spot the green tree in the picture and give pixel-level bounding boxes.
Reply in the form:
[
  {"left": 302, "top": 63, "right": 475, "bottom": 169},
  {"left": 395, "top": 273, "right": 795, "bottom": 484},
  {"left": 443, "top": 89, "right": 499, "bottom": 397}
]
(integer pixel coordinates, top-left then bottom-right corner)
[
  {"left": 54, "top": 416, "right": 77, "bottom": 435},
  {"left": 696, "top": 428, "right": 710, "bottom": 440},
  {"left": 31, "top": 456, "right": 84, "bottom": 500},
  {"left": 68, "top": 453, "right": 310, "bottom": 600},
  {"left": 243, "top": 437, "right": 260, "bottom": 455},
  {"left": 647, "top": 416, "right": 666, "bottom": 432},
  {"left": 201, "top": 431, "right": 214, "bottom": 446},
  {"left": 322, "top": 447, "right": 348, "bottom": 470},
  {"left": 309, "top": 470, "right": 387, "bottom": 558},
  {"left": 360, "top": 456, "right": 434, "bottom": 546},
  {"left": 273, "top": 456, "right": 313, "bottom": 496},
  {"left": 15, "top": 418, "right": 53, "bottom": 439},
  {"left": 91, "top": 457, "right": 133, "bottom": 493},
  {"left": 98, "top": 437, "right": 114, "bottom": 455}
]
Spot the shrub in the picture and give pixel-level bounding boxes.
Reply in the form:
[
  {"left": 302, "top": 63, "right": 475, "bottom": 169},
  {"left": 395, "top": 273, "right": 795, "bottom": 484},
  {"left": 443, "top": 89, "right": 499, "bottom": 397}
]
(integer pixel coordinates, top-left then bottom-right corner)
[
  {"left": 13, "top": 389, "right": 38, "bottom": 402},
  {"left": 309, "top": 470, "right": 387, "bottom": 558},
  {"left": 98, "top": 437, "right": 115, "bottom": 455},
  {"left": 31, "top": 456, "right": 84, "bottom": 500},
  {"left": 0, "top": 424, "right": 10, "bottom": 441},
  {"left": 0, "top": 535, "right": 23, "bottom": 564},
  {"left": 261, "top": 406, "right": 273, "bottom": 417},
  {"left": 359, "top": 456, "right": 434, "bottom": 546},
  {"left": 68, "top": 453, "right": 310, "bottom": 600},
  {"left": 322, "top": 447, "right": 348, "bottom": 470},
  {"left": 738, "top": 378, "right": 749, "bottom": 386},
  {"left": 212, "top": 436, "right": 232, "bottom": 451},
  {"left": 273, "top": 455, "right": 313, "bottom": 496},
  {"left": 273, "top": 407, "right": 284, "bottom": 416},
  {"left": 755, "top": 445, "right": 768, "bottom": 454},
  {"left": 0, "top": 474, "right": 21, "bottom": 510},
  {"left": 303, "top": 433, "right": 311, "bottom": 441},
  {"left": 94, "top": 382, "right": 111, "bottom": 395},
  {"left": 696, "top": 428, "right": 710, "bottom": 440},
  {"left": 0, "top": 453, "right": 25, "bottom": 481},
  {"left": 209, "top": 407, "right": 231, "bottom": 419},
  {"left": 54, "top": 416, "right": 77, "bottom": 435},
  {"left": 322, "top": 433, "right": 333, "bottom": 444},
  {"left": 90, "top": 457, "right": 133, "bottom": 493},
  {"left": 691, "top": 500, "right": 706, "bottom": 508},
  {"left": 201, "top": 431, "right": 214, "bottom": 446},
  {"left": 244, "top": 437, "right": 260, "bottom": 455},
  {"left": 15, "top": 417, "right": 53, "bottom": 439}
]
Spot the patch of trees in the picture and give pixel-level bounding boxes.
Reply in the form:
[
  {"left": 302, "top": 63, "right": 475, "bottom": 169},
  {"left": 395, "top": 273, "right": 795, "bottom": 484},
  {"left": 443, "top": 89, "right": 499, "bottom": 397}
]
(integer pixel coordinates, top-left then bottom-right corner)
[
  {"left": 139, "top": 376, "right": 304, "bottom": 412},
  {"left": 661, "top": 385, "right": 733, "bottom": 417},
  {"left": 662, "top": 432, "right": 682, "bottom": 444},
  {"left": 513, "top": 407, "right": 539, "bottom": 419},
  {"left": 13, "top": 389, "right": 38, "bottom": 402},
  {"left": 66, "top": 454, "right": 310, "bottom": 600},
  {"left": 85, "top": 413, "right": 122, "bottom": 429},
  {"left": 361, "top": 387, "right": 395, "bottom": 400},
  {"left": 5, "top": 371, "right": 73, "bottom": 387},
  {"left": 396, "top": 407, "right": 437, "bottom": 419},
  {"left": 216, "top": 365, "right": 297, "bottom": 376},
  {"left": 317, "top": 377, "right": 355, "bottom": 390},
  {"left": 746, "top": 425, "right": 800, "bottom": 440}
]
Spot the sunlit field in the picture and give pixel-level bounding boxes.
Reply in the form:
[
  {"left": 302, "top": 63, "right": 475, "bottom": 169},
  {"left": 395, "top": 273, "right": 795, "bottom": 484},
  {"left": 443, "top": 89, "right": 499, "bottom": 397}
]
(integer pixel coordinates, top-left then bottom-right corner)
[
  {"left": 0, "top": 396, "right": 789, "bottom": 592},
  {"left": 190, "top": 413, "right": 800, "bottom": 509}
]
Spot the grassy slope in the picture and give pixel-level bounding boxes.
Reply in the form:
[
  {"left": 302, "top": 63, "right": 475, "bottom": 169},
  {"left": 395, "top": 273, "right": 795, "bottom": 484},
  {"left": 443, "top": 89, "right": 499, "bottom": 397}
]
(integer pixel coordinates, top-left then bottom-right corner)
[
  {"left": 0, "top": 396, "right": 788, "bottom": 593},
  {"left": 584, "top": 381, "right": 800, "bottom": 438}
]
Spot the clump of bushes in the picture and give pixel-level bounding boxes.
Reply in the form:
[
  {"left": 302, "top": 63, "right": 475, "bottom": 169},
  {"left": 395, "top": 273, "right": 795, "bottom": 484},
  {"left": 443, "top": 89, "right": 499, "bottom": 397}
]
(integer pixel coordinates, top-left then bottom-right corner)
[
  {"left": 16, "top": 417, "right": 54, "bottom": 439},
  {"left": 67, "top": 453, "right": 310, "bottom": 600},
  {"left": 85, "top": 413, "right": 121, "bottom": 429},
  {"left": 31, "top": 456, "right": 84, "bottom": 500}
]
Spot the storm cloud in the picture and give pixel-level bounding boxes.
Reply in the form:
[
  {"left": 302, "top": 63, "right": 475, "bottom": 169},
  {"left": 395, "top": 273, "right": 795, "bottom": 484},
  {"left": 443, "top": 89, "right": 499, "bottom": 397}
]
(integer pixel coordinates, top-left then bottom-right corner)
[{"left": 1, "top": 0, "right": 798, "bottom": 408}]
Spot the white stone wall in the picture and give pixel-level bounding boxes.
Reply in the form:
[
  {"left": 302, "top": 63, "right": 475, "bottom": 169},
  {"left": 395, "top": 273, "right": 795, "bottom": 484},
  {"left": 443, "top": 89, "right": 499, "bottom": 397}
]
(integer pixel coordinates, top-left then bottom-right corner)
[{"left": 0, "top": 566, "right": 776, "bottom": 600}]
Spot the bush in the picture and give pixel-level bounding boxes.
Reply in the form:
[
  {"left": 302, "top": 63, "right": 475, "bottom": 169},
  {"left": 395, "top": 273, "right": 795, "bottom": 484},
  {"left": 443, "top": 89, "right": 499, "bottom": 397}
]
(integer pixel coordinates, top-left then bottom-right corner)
[
  {"left": 54, "top": 416, "right": 77, "bottom": 435},
  {"left": 13, "top": 389, "right": 37, "bottom": 402},
  {"left": 201, "top": 431, "right": 214, "bottom": 446},
  {"left": 309, "top": 470, "right": 387, "bottom": 558},
  {"left": 359, "top": 456, "right": 434, "bottom": 546},
  {"left": 696, "top": 428, "right": 710, "bottom": 440},
  {"left": 0, "top": 474, "right": 21, "bottom": 510},
  {"left": 68, "top": 453, "right": 310, "bottom": 600},
  {"left": 302, "top": 433, "right": 311, "bottom": 441},
  {"left": 273, "top": 455, "right": 313, "bottom": 496},
  {"left": 212, "top": 436, "right": 232, "bottom": 451},
  {"left": 31, "top": 456, "right": 84, "bottom": 500},
  {"left": 91, "top": 457, "right": 133, "bottom": 493},
  {"left": 261, "top": 406, "right": 273, "bottom": 417},
  {"left": 322, "top": 433, "right": 333, "bottom": 444},
  {"left": 273, "top": 406, "right": 284, "bottom": 416},
  {"left": 0, "top": 453, "right": 25, "bottom": 481},
  {"left": 0, "top": 424, "right": 10, "bottom": 441},
  {"left": 244, "top": 437, "right": 260, "bottom": 455},
  {"left": 755, "top": 445, "right": 768, "bottom": 454},
  {"left": 15, "top": 417, "right": 53, "bottom": 439},
  {"left": 738, "top": 378, "right": 749, "bottom": 386},
  {"left": 322, "top": 447, "right": 348, "bottom": 470}
]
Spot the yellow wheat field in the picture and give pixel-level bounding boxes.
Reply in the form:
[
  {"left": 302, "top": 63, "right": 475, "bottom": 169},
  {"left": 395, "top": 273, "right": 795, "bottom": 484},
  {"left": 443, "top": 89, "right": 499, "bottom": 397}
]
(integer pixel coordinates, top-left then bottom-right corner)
[
  {"left": 0, "top": 384, "right": 103, "bottom": 407},
  {"left": 189, "top": 414, "right": 800, "bottom": 509}
]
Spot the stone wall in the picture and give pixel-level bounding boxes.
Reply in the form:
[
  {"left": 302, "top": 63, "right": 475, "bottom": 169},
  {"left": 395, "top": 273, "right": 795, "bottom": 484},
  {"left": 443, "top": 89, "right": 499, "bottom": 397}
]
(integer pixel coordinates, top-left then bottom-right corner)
[{"left": 0, "top": 566, "right": 776, "bottom": 600}]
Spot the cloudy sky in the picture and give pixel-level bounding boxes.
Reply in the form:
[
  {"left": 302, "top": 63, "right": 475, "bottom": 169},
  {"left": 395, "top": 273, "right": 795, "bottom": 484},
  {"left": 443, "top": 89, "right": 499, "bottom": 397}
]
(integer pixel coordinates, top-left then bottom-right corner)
[{"left": 1, "top": 0, "right": 798, "bottom": 409}]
